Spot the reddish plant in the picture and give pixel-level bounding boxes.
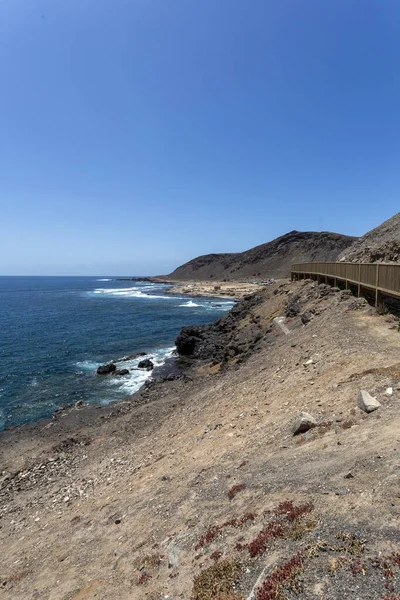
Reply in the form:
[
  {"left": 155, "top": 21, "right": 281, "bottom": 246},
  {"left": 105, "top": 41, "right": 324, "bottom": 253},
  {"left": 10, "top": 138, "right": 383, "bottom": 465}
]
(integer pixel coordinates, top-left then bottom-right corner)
[
  {"left": 272, "top": 500, "right": 314, "bottom": 522},
  {"left": 137, "top": 573, "right": 151, "bottom": 585},
  {"left": 248, "top": 501, "right": 314, "bottom": 557},
  {"left": 349, "top": 558, "right": 366, "bottom": 577},
  {"left": 195, "top": 513, "right": 256, "bottom": 550},
  {"left": 210, "top": 551, "right": 223, "bottom": 561},
  {"left": 248, "top": 521, "right": 285, "bottom": 558},
  {"left": 255, "top": 554, "right": 303, "bottom": 600}
]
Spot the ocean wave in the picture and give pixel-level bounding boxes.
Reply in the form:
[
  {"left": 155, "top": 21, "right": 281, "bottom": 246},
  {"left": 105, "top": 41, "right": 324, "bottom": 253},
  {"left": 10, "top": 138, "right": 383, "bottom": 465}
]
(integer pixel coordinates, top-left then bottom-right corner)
[
  {"left": 75, "top": 360, "right": 102, "bottom": 371},
  {"left": 177, "top": 299, "right": 235, "bottom": 311},
  {"left": 116, "top": 347, "right": 174, "bottom": 393},
  {"left": 92, "top": 287, "right": 180, "bottom": 300},
  {"left": 179, "top": 300, "right": 200, "bottom": 307},
  {"left": 75, "top": 347, "right": 175, "bottom": 397},
  {"left": 96, "top": 278, "right": 112, "bottom": 281}
]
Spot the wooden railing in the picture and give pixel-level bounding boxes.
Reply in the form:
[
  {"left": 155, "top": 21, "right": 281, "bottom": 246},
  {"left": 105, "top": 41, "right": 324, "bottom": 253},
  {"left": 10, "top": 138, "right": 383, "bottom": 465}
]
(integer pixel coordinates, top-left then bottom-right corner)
[{"left": 291, "top": 262, "right": 400, "bottom": 305}]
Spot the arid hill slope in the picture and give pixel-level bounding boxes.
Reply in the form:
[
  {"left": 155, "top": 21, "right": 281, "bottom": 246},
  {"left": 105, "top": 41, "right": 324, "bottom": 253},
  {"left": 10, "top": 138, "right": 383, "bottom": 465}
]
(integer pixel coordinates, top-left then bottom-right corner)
[
  {"left": 166, "top": 230, "right": 357, "bottom": 281},
  {"left": 1, "top": 280, "right": 399, "bottom": 599},
  {"left": 338, "top": 212, "right": 400, "bottom": 263}
]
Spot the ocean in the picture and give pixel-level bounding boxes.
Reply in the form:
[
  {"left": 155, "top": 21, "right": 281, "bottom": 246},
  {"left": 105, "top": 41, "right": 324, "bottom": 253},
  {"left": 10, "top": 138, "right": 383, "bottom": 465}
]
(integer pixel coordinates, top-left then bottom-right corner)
[{"left": 0, "top": 277, "right": 234, "bottom": 431}]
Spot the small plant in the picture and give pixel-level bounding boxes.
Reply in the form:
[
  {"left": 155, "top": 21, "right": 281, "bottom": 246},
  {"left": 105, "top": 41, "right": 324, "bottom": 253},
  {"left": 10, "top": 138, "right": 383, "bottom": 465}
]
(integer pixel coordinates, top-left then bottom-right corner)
[
  {"left": 255, "top": 553, "right": 303, "bottom": 600},
  {"left": 210, "top": 551, "right": 223, "bottom": 561},
  {"left": 248, "top": 521, "right": 285, "bottom": 558},
  {"left": 341, "top": 419, "right": 356, "bottom": 430},
  {"left": 195, "top": 513, "right": 256, "bottom": 550},
  {"left": 248, "top": 501, "right": 314, "bottom": 558},
  {"left": 137, "top": 573, "right": 151, "bottom": 585},
  {"left": 191, "top": 559, "right": 242, "bottom": 600}
]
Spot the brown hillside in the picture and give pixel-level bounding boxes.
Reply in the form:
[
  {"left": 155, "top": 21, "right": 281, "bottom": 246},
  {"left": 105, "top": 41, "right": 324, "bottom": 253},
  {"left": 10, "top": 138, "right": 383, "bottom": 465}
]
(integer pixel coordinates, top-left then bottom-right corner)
[
  {"left": 166, "top": 230, "right": 357, "bottom": 281},
  {"left": 338, "top": 212, "right": 400, "bottom": 263},
  {"left": 1, "top": 280, "right": 399, "bottom": 599}
]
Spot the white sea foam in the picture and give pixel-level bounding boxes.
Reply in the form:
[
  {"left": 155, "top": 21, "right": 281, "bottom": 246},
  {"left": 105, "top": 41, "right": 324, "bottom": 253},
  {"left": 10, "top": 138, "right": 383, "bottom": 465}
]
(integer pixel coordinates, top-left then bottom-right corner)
[
  {"left": 179, "top": 300, "right": 200, "bottom": 307},
  {"left": 177, "top": 299, "right": 235, "bottom": 311},
  {"left": 75, "top": 360, "right": 102, "bottom": 371},
  {"left": 77, "top": 348, "right": 175, "bottom": 398},
  {"left": 96, "top": 278, "right": 112, "bottom": 281},
  {"left": 92, "top": 287, "right": 181, "bottom": 300}
]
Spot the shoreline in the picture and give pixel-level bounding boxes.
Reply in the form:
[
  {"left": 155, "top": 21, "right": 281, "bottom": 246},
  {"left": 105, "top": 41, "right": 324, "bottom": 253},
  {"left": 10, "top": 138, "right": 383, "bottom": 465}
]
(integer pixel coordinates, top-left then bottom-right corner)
[
  {"left": 0, "top": 281, "right": 246, "bottom": 434},
  {"left": 1, "top": 279, "right": 400, "bottom": 598},
  {"left": 152, "top": 277, "right": 273, "bottom": 300}
]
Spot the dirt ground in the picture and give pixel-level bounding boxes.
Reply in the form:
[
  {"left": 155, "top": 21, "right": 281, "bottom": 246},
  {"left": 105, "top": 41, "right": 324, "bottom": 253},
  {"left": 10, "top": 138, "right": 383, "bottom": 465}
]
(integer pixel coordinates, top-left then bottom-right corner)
[{"left": 1, "top": 279, "right": 399, "bottom": 599}]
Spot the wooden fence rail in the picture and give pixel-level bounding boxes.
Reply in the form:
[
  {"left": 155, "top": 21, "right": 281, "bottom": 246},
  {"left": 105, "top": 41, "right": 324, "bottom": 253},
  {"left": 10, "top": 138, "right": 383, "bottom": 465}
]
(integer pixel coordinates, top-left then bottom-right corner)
[{"left": 291, "top": 262, "right": 400, "bottom": 306}]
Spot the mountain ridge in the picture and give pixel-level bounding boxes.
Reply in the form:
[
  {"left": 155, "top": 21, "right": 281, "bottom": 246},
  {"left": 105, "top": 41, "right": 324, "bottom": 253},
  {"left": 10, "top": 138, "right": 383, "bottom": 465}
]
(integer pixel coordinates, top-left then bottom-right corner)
[{"left": 165, "top": 230, "right": 357, "bottom": 281}]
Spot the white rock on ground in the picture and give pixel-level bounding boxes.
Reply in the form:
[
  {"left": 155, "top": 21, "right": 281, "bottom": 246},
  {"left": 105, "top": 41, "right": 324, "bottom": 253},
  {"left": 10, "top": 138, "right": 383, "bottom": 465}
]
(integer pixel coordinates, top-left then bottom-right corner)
[
  {"left": 358, "top": 389, "right": 381, "bottom": 413},
  {"left": 292, "top": 411, "right": 317, "bottom": 435}
]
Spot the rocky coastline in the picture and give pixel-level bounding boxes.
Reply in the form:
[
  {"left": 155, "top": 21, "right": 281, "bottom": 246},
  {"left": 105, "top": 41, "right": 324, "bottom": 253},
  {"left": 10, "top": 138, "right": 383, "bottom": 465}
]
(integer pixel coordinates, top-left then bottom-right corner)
[{"left": 1, "top": 278, "right": 400, "bottom": 599}]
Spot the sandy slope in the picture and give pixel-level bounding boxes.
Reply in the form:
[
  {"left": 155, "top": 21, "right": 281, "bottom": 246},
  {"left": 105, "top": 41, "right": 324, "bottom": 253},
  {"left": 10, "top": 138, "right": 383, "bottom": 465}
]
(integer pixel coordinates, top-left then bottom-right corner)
[{"left": 0, "top": 280, "right": 399, "bottom": 599}]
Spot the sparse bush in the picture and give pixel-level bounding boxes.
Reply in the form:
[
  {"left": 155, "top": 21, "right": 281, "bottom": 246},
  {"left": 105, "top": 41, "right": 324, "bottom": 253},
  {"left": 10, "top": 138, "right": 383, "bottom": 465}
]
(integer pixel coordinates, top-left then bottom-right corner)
[{"left": 191, "top": 559, "right": 242, "bottom": 600}]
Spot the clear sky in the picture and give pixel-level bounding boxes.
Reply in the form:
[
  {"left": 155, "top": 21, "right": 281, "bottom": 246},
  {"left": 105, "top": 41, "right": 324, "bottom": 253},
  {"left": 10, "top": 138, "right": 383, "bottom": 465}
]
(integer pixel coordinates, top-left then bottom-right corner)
[{"left": 0, "top": 0, "right": 399, "bottom": 275}]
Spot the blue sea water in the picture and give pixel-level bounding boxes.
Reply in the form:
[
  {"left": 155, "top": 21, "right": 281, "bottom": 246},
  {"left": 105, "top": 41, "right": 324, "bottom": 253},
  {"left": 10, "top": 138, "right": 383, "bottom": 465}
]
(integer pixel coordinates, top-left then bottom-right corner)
[{"left": 0, "top": 277, "right": 234, "bottom": 431}]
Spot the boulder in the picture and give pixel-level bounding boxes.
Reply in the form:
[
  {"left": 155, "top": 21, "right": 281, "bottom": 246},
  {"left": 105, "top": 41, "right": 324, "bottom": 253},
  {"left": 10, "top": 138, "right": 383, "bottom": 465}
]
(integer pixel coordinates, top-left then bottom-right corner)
[
  {"left": 137, "top": 358, "right": 154, "bottom": 371},
  {"left": 97, "top": 363, "right": 117, "bottom": 375},
  {"left": 358, "top": 390, "right": 381, "bottom": 413},
  {"left": 301, "top": 311, "right": 314, "bottom": 325},
  {"left": 175, "top": 334, "right": 198, "bottom": 356},
  {"left": 114, "top": 369, "right": 130, "bottom": 376},
  {"left": 292, "top": 411, "right": 317, "bottom": 435},
  {"left": 286, "top": 297, "right": 301, "bottom": 317}
]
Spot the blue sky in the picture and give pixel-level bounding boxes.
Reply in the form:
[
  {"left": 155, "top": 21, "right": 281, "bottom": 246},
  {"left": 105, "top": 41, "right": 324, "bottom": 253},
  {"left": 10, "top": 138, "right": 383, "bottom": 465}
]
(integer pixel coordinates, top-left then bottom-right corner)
[{"left": 0, "top": 0, "right": 399, "bottom": 275}]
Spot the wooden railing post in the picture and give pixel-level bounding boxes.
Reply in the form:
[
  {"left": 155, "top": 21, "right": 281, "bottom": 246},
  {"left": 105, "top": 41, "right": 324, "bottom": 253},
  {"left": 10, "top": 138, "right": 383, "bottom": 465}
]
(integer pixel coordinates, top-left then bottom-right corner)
[{"left": 375, "top": 263, "right": 379, "bottom": 307}]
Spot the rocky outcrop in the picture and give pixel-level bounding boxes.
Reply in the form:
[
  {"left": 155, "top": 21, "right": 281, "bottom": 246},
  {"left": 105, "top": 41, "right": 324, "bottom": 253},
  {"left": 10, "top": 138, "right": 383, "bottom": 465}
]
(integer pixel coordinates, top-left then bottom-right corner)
[
  {"left": 137, "top": 359, "right": 154, "bottom": 371},
  {"left": 164, "top": 230, "right": 357, "bottom": 281},
  {"left": 338, "top": 212, "right": 400, "bottom": 263},
  {"left": 175, "top": 291, "right": 265, "bottom": 364},
  {"left": 97, "top": 363, "right": 117, "bottom": 375},
  {"left": 114, "top": 369, "right": 130, "bottom": 376}
]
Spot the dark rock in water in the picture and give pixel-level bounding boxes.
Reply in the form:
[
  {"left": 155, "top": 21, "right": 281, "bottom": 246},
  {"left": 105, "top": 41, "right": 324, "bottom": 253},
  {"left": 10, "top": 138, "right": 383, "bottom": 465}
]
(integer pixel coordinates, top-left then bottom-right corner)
[
  {"left": 97, "top": 363, "right": 117, "bottom": 375},
  {"left": 137, "top": 358, "right": 154, "bottom": 371},
  {"left": 114, "top": 368, "right": 130, "bottom": 376}
]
